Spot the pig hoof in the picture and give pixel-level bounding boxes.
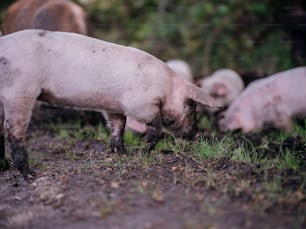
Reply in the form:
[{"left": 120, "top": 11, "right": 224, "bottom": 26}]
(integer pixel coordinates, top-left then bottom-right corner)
[
  {"left": 22, "top": 168, "right": 36, "bottom": 181},
  {"left": 0, "top": 159, "right": 10, "bottom": 171},
  {"left": 143, "top": 145, "right": 154, "bottom": 154},
  {"left": 110, "top": 147, "right": 127, "bottom": 155},
  {"left": 160, "top": 149, "right": 174, "bottom": 154}
]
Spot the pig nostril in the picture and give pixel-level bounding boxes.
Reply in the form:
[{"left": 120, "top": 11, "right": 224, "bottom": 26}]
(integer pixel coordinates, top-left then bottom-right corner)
[{"left": 233, "top": 128, "right": 242, "bottom": 134}]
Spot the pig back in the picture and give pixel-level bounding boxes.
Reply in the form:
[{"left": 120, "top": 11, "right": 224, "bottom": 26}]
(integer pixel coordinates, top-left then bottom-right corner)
[
  {"left": 1, "top": 30, "right": 172, "bottom": 112},
  {"left": 235, "top": 67, "right": 306, "bottom": 117}
]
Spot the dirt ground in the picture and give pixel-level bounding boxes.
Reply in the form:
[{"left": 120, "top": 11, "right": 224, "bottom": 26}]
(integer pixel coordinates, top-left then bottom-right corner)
[{"left": 0, "top": 110, "right": 305, "bottom": 229}]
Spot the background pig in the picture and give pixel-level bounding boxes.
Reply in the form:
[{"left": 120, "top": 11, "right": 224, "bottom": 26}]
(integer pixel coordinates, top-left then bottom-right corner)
[
  {"left": 219, "top": 67, "right": 306, "bottom": 133},
  {"left": 0, "top": 29, "right": 219, "bottom": 179},
  {"left": 166, "top": 59, "right": 193, "bottom": 82},
  {"left": 1, "top": 0, "right": 88, "bottom": 35},
  {"left": 200, "top": 69, "right": 244, "bottom": 113}
]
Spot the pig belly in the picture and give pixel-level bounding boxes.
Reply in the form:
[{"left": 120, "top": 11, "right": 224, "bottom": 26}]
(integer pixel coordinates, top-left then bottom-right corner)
[{"left": 38, "top": 88, "right": 123, "bottom": 113}]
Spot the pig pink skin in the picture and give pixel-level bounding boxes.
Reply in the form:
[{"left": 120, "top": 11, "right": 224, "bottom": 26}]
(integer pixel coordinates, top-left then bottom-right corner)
[
  {"left": 201, "top": 69, "right": 244, "bottom": 110},
  {"left": 126, "top": 59, "right": 193, "bottom": 134},
  {"left": 126, "top": 117, "right": 148, "bottom": 134},
  {"left": 0, "top": 30, "right": 218, "bottom": 178},
  {"left": 166, "top": 59, "right": 193, "bottom": 82},
  {"left": 219, "top": 67, "right": 306, "bottom": 133}
]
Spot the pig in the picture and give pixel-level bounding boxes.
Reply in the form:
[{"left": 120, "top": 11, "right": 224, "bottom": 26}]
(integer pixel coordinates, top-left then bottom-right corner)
[
  {"left": 1, "top": 0, "right": 88, "bottom": 35},
  {"left": 200, "top": 69, "right": 244, "bottom": 112},
  {"left": 126, "top": 116, "right": 148, "bottom": 135},
  {"left": 166, "top": 59, "right": 193, "bottom": 82},
  {"left": 126, "top": 59, "right": 194, "bottom": 134},
  {"left": 0, "top": 29, "right": 219, "bottom": 179},
  {"left": 1, "top": 0, "right": 98, "bottom": 128},
  {"left": 218, "top": 67, "right": 306, "bottom": 133}
]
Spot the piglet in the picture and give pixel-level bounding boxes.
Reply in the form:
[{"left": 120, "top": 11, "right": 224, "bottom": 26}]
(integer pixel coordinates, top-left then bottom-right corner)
[
  {"left": 200, "top": 69, "right": 244, "bottom": 112},
  {"left": 0, "top": 30, "right": 219, "bottom": 179},
  {"left": 166, "top": 59, "right": 193, "bottom": 82},
  {"left": 219, "top": 67, "right": 306, "bottom": 133}
]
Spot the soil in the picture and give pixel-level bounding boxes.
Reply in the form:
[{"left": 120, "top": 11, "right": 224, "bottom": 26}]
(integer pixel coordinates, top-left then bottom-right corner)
[{"left": 0, "top": 110, "right": 305, "bottom": 229}]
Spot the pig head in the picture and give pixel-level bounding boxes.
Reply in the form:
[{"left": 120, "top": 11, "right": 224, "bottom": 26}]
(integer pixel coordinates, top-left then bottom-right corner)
[
  {"left": 0, "top": 29, "right": 219, "bottom": 179},
  {"left": 200, "top": 69, "right": 244, "bottom": 113},
  {"left": 126, "top": 59, "right": 194, "bottom": 134}
]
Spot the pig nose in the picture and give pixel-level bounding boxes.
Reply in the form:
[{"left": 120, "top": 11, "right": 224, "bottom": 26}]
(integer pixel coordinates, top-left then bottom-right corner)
[
  {"left": 217, "top": 122, "right": 227, "bottom": 133},
  {"left": 182, "top": 125, "right": 198, "bottom": 140}
]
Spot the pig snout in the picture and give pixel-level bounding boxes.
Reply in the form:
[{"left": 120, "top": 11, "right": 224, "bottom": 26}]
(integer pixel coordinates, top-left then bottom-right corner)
[
  {"left": 218, "top": 112, "right": 241, "bottom": 133},
  {"left": 181, "top": 121, "right": 198, "bottom": 140}
]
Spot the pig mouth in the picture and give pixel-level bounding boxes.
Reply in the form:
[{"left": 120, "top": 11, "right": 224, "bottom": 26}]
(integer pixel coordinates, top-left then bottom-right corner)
[
  {"left": 164, "top": 124, "right": 198, "bottom": 140},
  {"left": 181, "top": 124, "right": 198, "bottom": 140}
]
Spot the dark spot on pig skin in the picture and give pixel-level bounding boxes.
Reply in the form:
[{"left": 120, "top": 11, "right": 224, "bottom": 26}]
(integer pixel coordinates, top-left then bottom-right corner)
[
  {"left": 273, "top": 96, "right": 282, "bottom": 102},
  {"left": 0, "top": 57, "right": 9, "bottom": 66},
  {"left": 38, "top": 30, "right": 47, "bottom": 37},
  {"left": 0, "top": 56, "right": 20, "bottom": 88}
]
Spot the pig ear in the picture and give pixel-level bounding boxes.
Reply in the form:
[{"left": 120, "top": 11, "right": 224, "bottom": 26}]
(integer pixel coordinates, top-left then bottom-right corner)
[
  {"left": 185, "top": 83, "right": 222, "bottom": 108},
  {"left": 212, "top": 83, "right": 227, "bottom": 97}
]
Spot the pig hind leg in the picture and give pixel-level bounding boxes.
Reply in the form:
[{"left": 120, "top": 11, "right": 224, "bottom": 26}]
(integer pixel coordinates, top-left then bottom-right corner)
[
  {"left": 105, "top": 113, "right": 127, "bottom": 154},
  {"left": 274, "top": 116, "right": 294, "bottom": 132},
  {"left": 0, "top": 102, "right": 9, "bottom": 170},
  {"left": 3, "top": 97, "right": 36, "bottom": 179}
]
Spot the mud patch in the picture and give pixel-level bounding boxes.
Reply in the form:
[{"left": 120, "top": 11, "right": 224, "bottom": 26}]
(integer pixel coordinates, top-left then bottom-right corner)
[{"left": 0, "top": 120, "right": 305, "bottom": 228}]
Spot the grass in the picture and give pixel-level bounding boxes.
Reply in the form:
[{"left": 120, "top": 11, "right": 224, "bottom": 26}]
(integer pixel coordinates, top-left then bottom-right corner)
[{"left": 32, "top": 118, "right": 306, "bottom": 205}]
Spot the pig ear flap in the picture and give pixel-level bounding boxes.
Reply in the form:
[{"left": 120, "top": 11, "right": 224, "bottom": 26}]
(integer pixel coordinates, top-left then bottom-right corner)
[{"left": 185, "top": 83, "right": 222, "bottom": 108}]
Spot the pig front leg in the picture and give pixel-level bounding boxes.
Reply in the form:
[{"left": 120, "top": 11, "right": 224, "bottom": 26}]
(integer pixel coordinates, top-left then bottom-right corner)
[
  {"left": 0, "top": 107, "right": 9, "bottom": 171},
  {"left": 106, "top": 113, "right": 127, "bottom": 154},
  {"left": 144, "top": 114, "right": 163, "bottom": 153},
  {"left": 0, "top": 134, "right": 9, "bottom": 171},
  {"left": 3, "top": 99, "right": 36, "bottom": 179}
]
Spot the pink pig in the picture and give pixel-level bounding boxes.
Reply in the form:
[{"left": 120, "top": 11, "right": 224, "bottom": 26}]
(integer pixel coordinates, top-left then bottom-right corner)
[
  {"left": 0, "top": 30, "right": 219, "bottom": 179},
  {"left": 200, "top": 69, "right": 244, "bottom": 112},
  {"left": 219, "top": 67, "right": 306, "bottom": 133}
]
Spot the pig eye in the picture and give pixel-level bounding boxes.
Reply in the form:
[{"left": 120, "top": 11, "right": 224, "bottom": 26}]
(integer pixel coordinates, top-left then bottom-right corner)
[
  {"left": 163, "top": 117, "right": 176, "bottom": 127},
  {"left": 184, "top": 100, "right": 196, "bottom": 115}
]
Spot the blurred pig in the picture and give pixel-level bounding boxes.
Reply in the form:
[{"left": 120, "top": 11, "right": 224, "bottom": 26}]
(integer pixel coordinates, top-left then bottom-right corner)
[
  {"left": 200, "top": 69, "right": 244, "bottom": 113},
  {"left": 219, "top": 67, "right": 306, "bottom": 133},
  {"left": 2, "top": 0, "right": 88, "bottom": 35},
  {"left": 0, "top": 30, "right": 219, "bottom": 178},
  {"left": 166, "top": 59, "right": 193, "bottom": 82}
]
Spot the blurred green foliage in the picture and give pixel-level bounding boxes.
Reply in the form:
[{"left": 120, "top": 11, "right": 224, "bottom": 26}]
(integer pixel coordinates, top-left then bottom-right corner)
[
  {"left": 81, "top": 0, "right": 293, "bottom": 77},
  {"left": 0, "top": 0, "right": 294, "bottom": 77}
]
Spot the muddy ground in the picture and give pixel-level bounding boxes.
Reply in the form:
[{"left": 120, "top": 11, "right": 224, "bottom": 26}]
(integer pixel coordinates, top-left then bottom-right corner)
[{"left": 0, "top": 109, "right": 305, "bottom": 229}]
